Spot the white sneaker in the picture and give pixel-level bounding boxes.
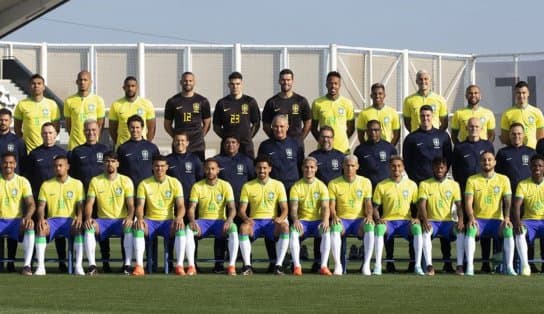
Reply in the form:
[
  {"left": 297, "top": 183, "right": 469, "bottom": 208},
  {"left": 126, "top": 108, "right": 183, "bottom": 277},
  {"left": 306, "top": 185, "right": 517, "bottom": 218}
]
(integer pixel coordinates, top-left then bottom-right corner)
[
  {"left": 506, "top": 267, "right": 517, "bottom": 276},
  {"left": 521, "top": 265, "right": 531, "bottom": 277},
  {"left": 372, "top": 267, "right": 382, "bottom": 276},
  {"left": 34, "top": 266, "right": 46, "bottom": 276},
  {"left": 362, "top": 264, "right": 371, "bottom": 276},
  {"left": 74, "top": 266, "right": 85, "bottom": 276},
  {"left": 333, "top": 266, "right": 343, "bottom": 276}
]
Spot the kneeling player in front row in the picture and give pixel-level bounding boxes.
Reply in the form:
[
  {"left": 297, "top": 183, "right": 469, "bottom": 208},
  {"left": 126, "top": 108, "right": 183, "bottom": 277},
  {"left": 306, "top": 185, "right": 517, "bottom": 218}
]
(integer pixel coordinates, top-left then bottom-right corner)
[
  {"left": 132, "top": 155, "right": 186, "bottom": 276},
  {"left": 185, "top": 158, "right": 239, "bottom": 275},
  {"left": 83, "top": 151, "right": 135, "bottom": 275},
  {"left": 0, "top": 152, "right": 35, "bottom": 275},
  {"left": 372, "top": 156, "right": 421, "bottom": 275},
  {"left": 512, "top": 154, "right": 544, "bottom": 276},
  {"left": 289, "top": 157, "right": 332, "bottom": 276},
  {"left": 238, "top": 155, "right": 290, "bottom": 275},
  {"left": 417, "top": 157, "right": 464, "bottom": 275},
  {"left": 35, "top": 156, "right": 85, "bottom": 275},
  {"left": 328, "top": 155, "right": 373, "bottom": 275},
  {"left": 464, "top": 151, "right": 515, "bottom": 276}
]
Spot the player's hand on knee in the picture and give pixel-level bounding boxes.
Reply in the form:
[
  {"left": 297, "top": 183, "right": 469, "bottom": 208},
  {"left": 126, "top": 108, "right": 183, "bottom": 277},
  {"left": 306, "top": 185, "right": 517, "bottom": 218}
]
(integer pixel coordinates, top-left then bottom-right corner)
[
  {"left": 135, "top": 219, "right": 145, "bottom": 230},
  {"left": 456, "top": 221, "right": 465, "bottom": 232},
  {"left": 320, "top": 220, "right": 329, "bottom": 232},
  {"left": 422, "top": 221, "right": 431, "bottom": 232},
  {"left": 222, "top": 219, "right": 232, "bottom": 234},
  {"left": 22, "top": 217, "right": 34, "bottom": 230},
  {"left": 122, "top": 217, "right": 134, "bottom": 229},
  {"left": 83, "top": 219, "right": 94, "bottom": 231},
  {"left": 363, "top": 216, "right": 374, "bottom": 225},
  {"left": 293, "top": 219, "right": 303, "bottom": 233},
  {"left": 514, "top": 221, "right": 524, "bottom": 235},
  {"left": 72, "top": 217, "right": 83, "bottom": 231},
  {"left": 173, "top": 216, "right": 185, "bottom": 231},
  {"left": 410, "top": 218, "right": 420, "bottom": 225}
]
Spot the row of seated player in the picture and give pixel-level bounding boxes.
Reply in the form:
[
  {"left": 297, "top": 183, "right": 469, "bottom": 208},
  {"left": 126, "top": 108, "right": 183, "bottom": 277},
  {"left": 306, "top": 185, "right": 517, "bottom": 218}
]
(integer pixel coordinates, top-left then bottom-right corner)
[{"left": 1, "top": 146, "right": 542, "bottom": 277}]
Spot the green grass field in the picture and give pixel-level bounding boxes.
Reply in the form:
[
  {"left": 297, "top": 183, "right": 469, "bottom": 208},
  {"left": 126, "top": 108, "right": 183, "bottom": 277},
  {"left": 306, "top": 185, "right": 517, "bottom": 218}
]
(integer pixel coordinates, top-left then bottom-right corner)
[{"left": 1, "top": 238, "right": 544, "bottom": 313}]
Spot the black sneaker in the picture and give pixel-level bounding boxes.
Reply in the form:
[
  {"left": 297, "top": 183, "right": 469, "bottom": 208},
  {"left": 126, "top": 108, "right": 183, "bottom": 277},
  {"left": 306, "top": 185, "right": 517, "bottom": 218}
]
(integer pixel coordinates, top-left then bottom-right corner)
[
  {"left": 7, "top": 262, "right": 16, "bottom": 273},
  {"left": 21, "top": 266, "right": 32, "bottom": 276},
  {"left": 122, "top": 265, "right": 131, "bottom": 275},
  {"left": 213, "top": 263, "right": 225, "bottom": 274},
  {"left": 481, "top": 262, "right": 492, "bottom": 273},
  {"left": 310, "top": 262, "right": 320, "bottom": 273},
  {"left": 442, "top": 262, "right": 455, "bottom": 273},
  {"left": 273, "top": 265, "right": 284, "bottom": 275},
  {"left": 348, "top": 245, "right": 359, "bottom": 260},
  {"left": 102, "top": 262, "right": 112, "bottom": 273},
  {"left": 58, "top": 262, "right": 68, "bottom": 273},
  {"left": 241, "top": 265, "right": 253, "bottom": 276},
  {"left": 407, "top": 262, "right": 415, "bottom": 273},
  {"left": 301, "top": 245, "right": 309, "bottom": 261},
  {"left": 266, "top": 263, "right": 275, "bottom": 273},
  {"left": 386, "top": 262, "right": 397, "bottom": 273},
  {"left": 87, "top": 265, "right": 98, "bottom": 276}
]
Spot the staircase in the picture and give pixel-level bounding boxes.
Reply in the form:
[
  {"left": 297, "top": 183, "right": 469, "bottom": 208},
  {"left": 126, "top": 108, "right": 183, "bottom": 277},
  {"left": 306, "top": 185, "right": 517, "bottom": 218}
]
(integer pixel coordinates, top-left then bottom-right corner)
[{"left": 0, "top": 78, "right": 27, "bottom": 108}]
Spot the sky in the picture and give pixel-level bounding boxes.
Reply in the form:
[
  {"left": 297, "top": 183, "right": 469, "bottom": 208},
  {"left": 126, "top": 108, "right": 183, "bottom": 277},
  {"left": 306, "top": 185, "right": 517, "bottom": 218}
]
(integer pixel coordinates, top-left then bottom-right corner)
[{"left": 4, "top": 0, "right": 544, "bottom": 54}]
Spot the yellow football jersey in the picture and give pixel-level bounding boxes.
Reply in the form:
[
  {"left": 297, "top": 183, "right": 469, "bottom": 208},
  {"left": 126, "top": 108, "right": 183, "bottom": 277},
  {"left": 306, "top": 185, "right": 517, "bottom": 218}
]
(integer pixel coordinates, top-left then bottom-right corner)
[
  {"left": 0, "top": 174, "right": 33, "bottom": 218},
  {"left": 328, "top": 175, "right": 372, "bottom": 219},
  {"left": 402, "top": 92, "right": 447, "bottom": 132},
  {"left": 38, "top": 177, "right": 85, "bottom": 218},
  {"left": 465, "top": 173, "right": 511, "bottom": 220},
  {"left": 13, "top": 97, "right": 60, "bottom": 152},
  {"left": 108, "top": 97, "right": 155, "bottom": 148},
  {"left": 312, "top": 95, "right": 354, "bottom": 153},
  {"left": 418, "top": 177, "right": 461, "bottom": 221},
  {"left": 355, "top": 105, "right": 400, "bottom": 143},
  {"left": 189, "top": 179, "right": 235, "bottom": 220},
  {"left": 290, "top": 178, "right": 329, "bottom": 221},
  {"left": 451, "top": 106, "right": 496, "bottom": 142},
  {"left": 240, "top": 178, "right": 287, "bottom": 219},
  {"left": 64, "top": 93, "right": 106, "bottom": 150},
  {"left": 500, "top": 104, "right": 544, "bottom": 149},
  {"left": 515, "top": 178, "right": 544, "bottom": 220},
  {"left": 136, "top": 176, "right": 183, "bottom": 220},
  {"left": 87, "top": 173, "right": 134, "bottom": 218},
  {"left": 373, "top": 177, "right": 418, "bottom": 220}
]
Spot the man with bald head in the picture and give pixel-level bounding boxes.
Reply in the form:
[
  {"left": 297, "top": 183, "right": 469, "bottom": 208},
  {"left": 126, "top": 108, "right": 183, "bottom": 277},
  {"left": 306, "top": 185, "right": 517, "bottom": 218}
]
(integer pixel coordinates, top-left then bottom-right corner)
[{"left": 64, "top": 71, "right": 106, "bottom": 150}]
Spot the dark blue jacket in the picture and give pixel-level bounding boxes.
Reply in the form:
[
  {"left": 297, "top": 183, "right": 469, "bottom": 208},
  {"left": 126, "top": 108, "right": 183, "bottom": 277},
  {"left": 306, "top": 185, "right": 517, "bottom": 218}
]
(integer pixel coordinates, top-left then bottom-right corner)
[
  {"left": 353, "top": 140, "right": 398, "bottom": 188},
  {"left": 69, "top": 142, "right": 111, "bottom": 191},
  {"left": 309, "top": 148, "right": 345, "bottom": 184},
  {"left": 257, "top": 136, "right": 303, "bottom": 192},
  {"left": 452, "top": 139, "right": 494, "bottom": 191},
  {"left": 117, "top": 139, "right": 159, "bottom": 188},
  {"left": 0, "top": 132, "right": 26, "bottom": 174},
  {"left": 496, "top": 145, "right": 535, "bottom": 192},
  {"left": 215, "top": 152, "right": 255, "bottom": 203},
  {"left": 166, "top": 152, "right": 204, "bottom": 203},
  {"left": 25, "top": 145, "right": 67, "bottom": 197}
]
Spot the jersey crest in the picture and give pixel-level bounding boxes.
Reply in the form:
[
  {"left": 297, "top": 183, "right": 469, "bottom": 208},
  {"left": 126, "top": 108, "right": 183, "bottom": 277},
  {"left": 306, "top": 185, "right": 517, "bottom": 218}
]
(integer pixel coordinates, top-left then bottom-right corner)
[
  {"left": 236, "top": 164, "right": 244, "bottom": 175},
  {"left": 193, "top": 102, "right": 200, "bottom": 113},
  {"left": 141, "top": 150, "right": 149, "bottom": 161},
  {"left": 241, "top": 104, "right": 249, "bottom": 114},
  {"left": 185, "top": 162, "right": 193, "bottom": 172},
  {"left": 292, "top": 104, "right": 299, "bottom": 115}
]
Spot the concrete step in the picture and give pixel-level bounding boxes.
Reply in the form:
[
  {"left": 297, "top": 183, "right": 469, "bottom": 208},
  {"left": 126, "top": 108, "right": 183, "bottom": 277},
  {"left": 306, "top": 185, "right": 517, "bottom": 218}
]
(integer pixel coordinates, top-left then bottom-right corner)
[{"left": 0, "top": 79, "right": 27, "bottom": 107}]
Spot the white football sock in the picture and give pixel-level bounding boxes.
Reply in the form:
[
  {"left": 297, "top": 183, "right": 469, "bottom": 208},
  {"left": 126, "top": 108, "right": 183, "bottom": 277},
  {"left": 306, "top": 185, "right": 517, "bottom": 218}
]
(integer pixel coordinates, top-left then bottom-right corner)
[
  {"left": 289, "top": 231, "right": 301, "bottom": 267},
  {"left": 123, "top": 231, "right": 134, "bottom": 266},
  {"left": 422, "top": 231, "right": 433, "bottom": 267},
  {"left": 35, "top": 236, "right": 47, "bottom": 268},
  {"left": 515, "top": 230, "right": 529, "bottom": 269},
  {"left": 84, "top": 230, "right": 96, "bottom": 266},
  {"left": 275, "top": 234, "right": 289, "bottom": 266},
  {"left": 174, "top": 230, "right": 186, "bottom": 267},
  {"left": 331, "top": 231, "right": 342, "bottom": 273},
  {"left": 320, "top": 232, "right": 331, "bottom": 268},
  {"left": 456, "top": 233, "right": 465, "bottom": 267},
  {"left": 74, "top": 235, "right": 84, "bottom": 269},
  {"left": 363, "top": 231, "right": 374, "bottom": 269},
  {"left": 133, "top": 230, "right": 145, "bottom": 266},
  {"left": 374, "top": 235, "right": 384, "bottom": 270},
  {"left": 227, "top": 231, "right": 239, "bottom": 267},
  {"left": 23, "top": 230, "right": 35, "bottom": 267},
  {"left": 185, "top": 228, "right": 196, "bottom": 267},
  {"left": 504, "top": 235, "right": 515, "bottom": 270},
  {"left": 239, "top": 235, "right": 251, "bottom": 266}
]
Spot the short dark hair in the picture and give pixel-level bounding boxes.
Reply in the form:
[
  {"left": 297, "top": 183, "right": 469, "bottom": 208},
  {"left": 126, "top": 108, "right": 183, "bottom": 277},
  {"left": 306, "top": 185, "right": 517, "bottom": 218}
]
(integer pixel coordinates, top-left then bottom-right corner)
[
  {"left": 223, "top": 135, "right": 240, "bottom": 143},
  {"left": 1, "top": 151, "right": 17, "bottom": 161},
  {"left": 326, "top": 71, "right": 341, "bottom": 80},
  {"left": 531, "top": 154, "right": 544, "bottom": 164},
  {"left": 127, "top": 114, "right": 144, "bottom": 127},
  {"left": 41, "top": 122, "right": 56, "bottom": 130},
  {"left": 0, "top": 108, "right": 12, "bottom": 117},
  {"left": 54, "top": 155, "right": 68, "bottom": 162},
  {"left": 30, "top": 74, "right": 45, "bottom": 83},
  {"left": 152, "top": 154, "right": 168, "bottom": 163},
  {"left": 254, "top": 154, "right": 272, "bottom": 167},
  {"left": 228, "top": 71, "right": 243, "bottom": 81},
  {"left": 515, "top": 81, "right": 529, "bottom": 90},
  {"left": 319, "top": 125, "right": 335, "bottom": 137},
  {"left": 479, "top": 150, "right": 495, "bottom": 160},
  {"left": 371, "top": 83, "right": 385, "bottom": 93},
  {"left": 103, "top": 151, "right": 118, "bottom": 161},
  {"left": 279, "top": 69, "right": 294, "bottom": 78},
  {"left": 181, "top": 71, "right": 194, "bottom": 79},
  {"left": 366, "top": 120, "right": 381, "bottom": 129},
  {"left": 173, "top": 130, "right": 189, "bottom": 138},
  {"left": 431, "top": 157, "right": 448, "bottom": 167},
  {"left": 510, "top": 122, "right": 525, "bottom": 130},
  {"left": 204, "top": 158, "right": 219, "bottom": 167},
  {"left": 420, "top": 105, "right": 433, "bottom": 113},
  {"left": 124, "top": 76, "right": 138, "bottom": 85}
]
